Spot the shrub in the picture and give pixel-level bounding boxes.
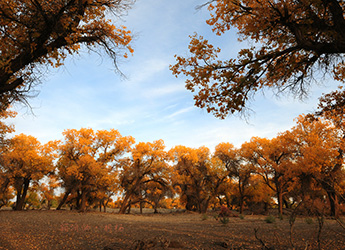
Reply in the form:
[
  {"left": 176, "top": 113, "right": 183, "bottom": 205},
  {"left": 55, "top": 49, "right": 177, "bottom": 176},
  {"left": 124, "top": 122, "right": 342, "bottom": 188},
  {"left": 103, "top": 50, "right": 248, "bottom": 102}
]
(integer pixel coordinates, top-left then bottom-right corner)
[
  {"left": 219, "top": 206, "right": 237, "bottom": 218},
  {"left": 219, "top": 216, "right": 230, "bottom": 225},
  {"left": 264, "top": 215, "right": 276, "bottom": 223}
]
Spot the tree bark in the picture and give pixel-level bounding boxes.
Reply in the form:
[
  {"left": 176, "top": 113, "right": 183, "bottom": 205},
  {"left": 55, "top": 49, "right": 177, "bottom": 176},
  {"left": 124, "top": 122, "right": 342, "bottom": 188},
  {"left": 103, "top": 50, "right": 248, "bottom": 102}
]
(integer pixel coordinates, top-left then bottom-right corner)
[
  {"left": 239, "top": 196, "right": 244, "bottom": 214},
  {"left": 15, "top": 178, "right": 30, "bottom": 211},
  {"left": 56, "top": 189, "right": 71, "bottom": 210},
  {"left": 277, "top": 191, "right": 283, "bottom": 217},
  {"left": 119, "top": 192, "right": 132, "bottom": 214},
  {"left": 139, "top": 201, "right": 143, "bottom": 214},
  {"left": 321, "top": 180, "right": 339, "bottom": 217},
  {"left": 79, "top": 190, "right": 87, "bottom": 212},
  {"left": 200, "top": 199, "right": 210, "bottom": 214},
  {"left": 327, "top": 190, "right": 338, "bottom": 218}
]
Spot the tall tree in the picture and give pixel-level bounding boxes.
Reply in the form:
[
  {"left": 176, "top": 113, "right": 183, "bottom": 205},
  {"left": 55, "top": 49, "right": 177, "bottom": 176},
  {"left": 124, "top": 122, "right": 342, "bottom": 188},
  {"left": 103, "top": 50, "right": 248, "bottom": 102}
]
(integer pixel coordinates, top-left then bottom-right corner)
[
  {"left": 118, "top": 140, "right": 169, "bottom": 214},
  {"left": 170, "top": 145, "right": 226, "bottom": 213},
  {"left": 241, "top": 134, "right": 296, "bottom": 216},
  {"left": 171, "top": 0, "right": 345, "bottom": 118},
  {"left": 0, "top": 109, "right": 16, "bottom": 208},
  {"left": 2, "top": 134, "right": 55, "bottom": 210},
  {"left": 313, "top": 89, "right": 345, "bottom": 216},
  {"left": 38, "top": 175, "right": 59, "bottom": 210},
  {"left": 292, "top": 114, "right": 344, "bottom": 217},
  {"left": 56, "top": 128, "right": 133, "bottom": 211},
  {"left": 0, "top": 0, "right": 134, "bottom": 110},
  {"left": 214, "top": 142, "right": 254, "bottom": 214}
]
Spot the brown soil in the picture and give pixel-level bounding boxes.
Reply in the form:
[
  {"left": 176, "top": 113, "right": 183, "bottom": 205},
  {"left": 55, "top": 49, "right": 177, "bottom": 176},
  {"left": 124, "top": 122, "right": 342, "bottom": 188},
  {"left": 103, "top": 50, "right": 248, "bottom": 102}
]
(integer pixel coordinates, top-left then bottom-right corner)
[{"left": 0, "top": 210, "right": 344, "bottom": 249}]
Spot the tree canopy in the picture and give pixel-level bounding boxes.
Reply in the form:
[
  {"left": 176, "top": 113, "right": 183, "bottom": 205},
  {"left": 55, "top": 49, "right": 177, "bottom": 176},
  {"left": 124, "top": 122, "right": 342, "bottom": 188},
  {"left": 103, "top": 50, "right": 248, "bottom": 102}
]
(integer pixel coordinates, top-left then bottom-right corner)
[
  {"left": 0, "top": 0, "right": 134, "bottom": 110},
  {"left": 171, "top": 0, "right": 345, "bottom": 118}
]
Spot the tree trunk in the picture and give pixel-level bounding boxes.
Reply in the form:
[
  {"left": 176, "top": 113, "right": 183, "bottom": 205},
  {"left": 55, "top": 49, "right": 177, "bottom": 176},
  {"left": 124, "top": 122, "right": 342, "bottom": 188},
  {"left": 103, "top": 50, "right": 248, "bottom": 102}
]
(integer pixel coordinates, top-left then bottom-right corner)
[
  {"left": 79, "top": 190, "right": 87, "bottom": 212},
  {"left": 15, "top": 178, "right": 30, "bottom": 211},
  {"left": 104, "top": 198, "right": 110, "bottom": 212},
  {"left": 185, "top": 196, "right": 194, "bottom": 211},
  {"left": 154, "top": 202, "right": 158, "bottom": 213},
  {"left": 264, "top": 202, "right": 269, "bottom": 213},
  {"left": 283, "top": 198, "right": 290, "bottom": 209},
  {"left": 239, "top": 196, "right": 244, "bottom": 214},
  {"left": 15, "top": 184, "right": 23, "bottom": 210},
  {"left": 327, "top": 190, "right": 338, "bottom": 218},
  {"left": 76, "top": 190, "right": 81, "bottom": 210},
  {"left": 277, "top": 191, "right": 283, "bottom": 217},
  {"left": 56, "top": 189, "right": 71, "bottom": 210},
  {"left": 200, "top": 199, "right": 210, "bottom": 214},
  {"left": 119, "top": 192, "right": 131, "bottom": 214}
]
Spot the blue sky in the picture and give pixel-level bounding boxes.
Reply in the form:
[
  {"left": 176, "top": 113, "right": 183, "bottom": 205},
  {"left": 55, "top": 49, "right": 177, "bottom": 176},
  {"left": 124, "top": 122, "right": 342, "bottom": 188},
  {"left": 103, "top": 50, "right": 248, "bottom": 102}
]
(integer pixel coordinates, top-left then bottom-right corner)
[{"left": 9, "top": 0, "right": 340, "bottom": 151}]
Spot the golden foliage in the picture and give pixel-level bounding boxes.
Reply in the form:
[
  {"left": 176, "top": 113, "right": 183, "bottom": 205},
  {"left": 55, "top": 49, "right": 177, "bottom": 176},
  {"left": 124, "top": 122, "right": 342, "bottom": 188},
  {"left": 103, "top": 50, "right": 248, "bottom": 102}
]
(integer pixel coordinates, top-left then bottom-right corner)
[
  {"left": 0, "top": 0, "right": 134, "bottom": 108},
  {"left": 171, "top": 0, "right": 345, "bottom": 118}
]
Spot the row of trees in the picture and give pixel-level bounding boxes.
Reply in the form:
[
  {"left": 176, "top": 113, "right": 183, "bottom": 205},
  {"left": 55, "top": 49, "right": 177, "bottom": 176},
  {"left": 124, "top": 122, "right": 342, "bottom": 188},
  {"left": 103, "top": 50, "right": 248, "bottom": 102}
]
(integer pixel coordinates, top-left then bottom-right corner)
[{"left": 0, "top": 90, "right": 344, "bottom": 216}]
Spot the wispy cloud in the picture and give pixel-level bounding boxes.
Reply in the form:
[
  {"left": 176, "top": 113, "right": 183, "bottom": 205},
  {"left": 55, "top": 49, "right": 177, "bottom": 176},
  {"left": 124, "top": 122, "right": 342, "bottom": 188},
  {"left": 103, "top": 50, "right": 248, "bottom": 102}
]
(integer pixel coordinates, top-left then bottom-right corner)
[
  {"left": 8, "top": 0, "right": 337, "bottom": 153},
  {"left": 165, "top": 107, "right": 194, "bottom": 120}
]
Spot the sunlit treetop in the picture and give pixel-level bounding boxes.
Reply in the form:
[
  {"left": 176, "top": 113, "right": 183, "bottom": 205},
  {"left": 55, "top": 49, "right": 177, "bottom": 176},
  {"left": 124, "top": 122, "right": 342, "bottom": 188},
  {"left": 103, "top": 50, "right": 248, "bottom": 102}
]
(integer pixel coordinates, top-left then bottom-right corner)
[
  {"left": 0, "top": 0, "right": 134, "bottom": 110},
  {"left": 171, "top": 0, "right": 345, "bottom": 118}
]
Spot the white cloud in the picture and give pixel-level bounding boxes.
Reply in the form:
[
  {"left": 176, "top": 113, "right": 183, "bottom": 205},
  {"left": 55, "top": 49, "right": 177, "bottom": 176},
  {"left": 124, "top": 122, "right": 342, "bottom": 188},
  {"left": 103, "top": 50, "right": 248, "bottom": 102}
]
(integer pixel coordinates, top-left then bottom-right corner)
[{"left": 165, "top": 107, "right": 194, "bottom": 120}]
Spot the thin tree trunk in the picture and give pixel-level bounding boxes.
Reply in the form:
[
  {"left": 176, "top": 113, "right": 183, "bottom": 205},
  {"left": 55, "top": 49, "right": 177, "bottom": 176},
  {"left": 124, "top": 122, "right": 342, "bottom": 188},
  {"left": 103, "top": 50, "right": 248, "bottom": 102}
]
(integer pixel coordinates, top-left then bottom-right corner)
[
  {"left": 56, "top": 189, "right": 71, "bottom": 210},
  {"left": 278, "top": 191, "right": 283, "bottom": 217},
  {"left": 154, "top": 202, "right": 158, "bottom": 213},
  {"left": 239, "top": 196, "right": 244, "bottom": 214},
  {"left": 239, "top": 181, "right": 244, "bottom": 214}
]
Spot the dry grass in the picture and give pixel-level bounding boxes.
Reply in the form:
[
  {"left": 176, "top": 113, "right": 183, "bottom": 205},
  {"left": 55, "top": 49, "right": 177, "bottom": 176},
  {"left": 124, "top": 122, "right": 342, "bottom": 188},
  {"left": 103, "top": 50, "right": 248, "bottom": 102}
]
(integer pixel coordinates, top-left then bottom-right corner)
[{"left": 0, "top": 209, "right": 344, "bottom": 249}]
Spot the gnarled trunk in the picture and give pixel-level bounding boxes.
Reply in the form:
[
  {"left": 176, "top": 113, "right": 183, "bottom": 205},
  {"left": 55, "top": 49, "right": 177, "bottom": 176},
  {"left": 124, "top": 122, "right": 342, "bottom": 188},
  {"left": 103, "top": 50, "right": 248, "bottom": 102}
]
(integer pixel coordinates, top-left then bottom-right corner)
[
  {"left": 119, "top": 191, "right": 132, "bottom": 214},
  {"left": 56, "top": 189, "right": 72, "bottom": 210},
  {"left": 327, "top": 190, "right": 339, "bottom": 218},
  {"left": 15, "top": 178, "right": 30, "bottom": 211},
  {"left": 79, "top": 190, "right": 88, "bottom": 212}
]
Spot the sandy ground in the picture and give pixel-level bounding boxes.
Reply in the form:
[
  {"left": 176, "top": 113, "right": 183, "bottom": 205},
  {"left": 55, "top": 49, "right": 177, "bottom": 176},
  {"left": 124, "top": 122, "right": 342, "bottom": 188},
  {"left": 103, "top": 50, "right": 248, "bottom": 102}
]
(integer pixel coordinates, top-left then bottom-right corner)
[{"left": 0, "top": 209, "right": 344, "bottom": 249}]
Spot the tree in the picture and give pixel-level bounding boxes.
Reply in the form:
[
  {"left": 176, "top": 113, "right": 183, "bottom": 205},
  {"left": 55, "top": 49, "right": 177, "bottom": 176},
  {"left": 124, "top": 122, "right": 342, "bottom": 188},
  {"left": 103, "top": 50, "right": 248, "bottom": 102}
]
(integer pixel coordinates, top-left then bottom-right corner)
[
  {"left": 241, "top": 134, "right": 296, "bottom": 216},
  {"left": 38, "top": 175, "right": 59, "bottom": 210},
  {"left": 0, "top": 109, "right": 16, "bottom": 208},
  {"left": 142, "top": 176, "right": 174, "bottom": 213},
  {"left": 118, "top": 140, "right": 169, "bottom": 214},
  {"left": 2, "top": 134, "right": 55, "bottom": 210},
  {"left": 0, "top": 0, "right": 134, "bottom": 110},
  {"left": 214, "top": 142, "right": 254, "bottom": 214},
  {"left": 56, "top": 128, "right": 134, "bottom": 211},
  {"left": 313, "top": 89, "right": 345, "bottom": 216},
  {"left": 171, "top": 0, "right": 345, "bottom": 118},
  {"left": 291, "top": 114, "right": 344, "bottom": 217},
  {"left": 170, "top": 145, "right": 226, "bottom": 213}
]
